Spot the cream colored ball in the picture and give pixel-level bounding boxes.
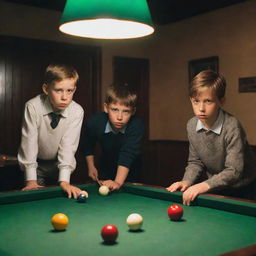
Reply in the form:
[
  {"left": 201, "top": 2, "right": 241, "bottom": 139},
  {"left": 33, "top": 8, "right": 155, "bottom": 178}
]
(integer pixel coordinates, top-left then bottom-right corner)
[
  {"left": 99, "top": 185, "right": 110, "bottom": 196},
  {"left": 126, "top": 213, "right": 143, "bottom": 230}
]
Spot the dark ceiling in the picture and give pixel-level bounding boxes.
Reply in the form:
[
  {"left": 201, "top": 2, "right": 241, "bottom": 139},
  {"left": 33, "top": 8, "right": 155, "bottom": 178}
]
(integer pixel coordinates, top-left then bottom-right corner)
[{"left": 3, "top": 0, "right": 247, "bottom": 25}]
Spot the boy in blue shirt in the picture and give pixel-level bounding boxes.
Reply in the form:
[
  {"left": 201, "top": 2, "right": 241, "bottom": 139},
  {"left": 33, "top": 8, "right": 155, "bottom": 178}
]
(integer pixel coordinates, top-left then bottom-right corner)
[
  {"left": 167, "top": 70, "right": 256, "bottom": 204},
  {"left": 82, "top": 84, "right": 144, "bottom": 191}
]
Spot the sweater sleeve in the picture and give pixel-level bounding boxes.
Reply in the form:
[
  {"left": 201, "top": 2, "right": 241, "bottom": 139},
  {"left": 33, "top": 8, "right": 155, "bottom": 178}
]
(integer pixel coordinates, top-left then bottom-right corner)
[
  {"left": 18, "top": 102, "right": 39, "bottom": 181},
  {"left": 81, "top": 116, "right": 98, "bottom": 156},
  {"left": 117, "top": 117, "right": 144, "bottom": 169},
  {"left": 57, "top": 105, "right": 84, "bottom": 182},
  {"left": 182, "top": 136, "right": 205, "bottom": 186},
  {"left": 205, "top": 127, "right": 245, "bottom": 189}
]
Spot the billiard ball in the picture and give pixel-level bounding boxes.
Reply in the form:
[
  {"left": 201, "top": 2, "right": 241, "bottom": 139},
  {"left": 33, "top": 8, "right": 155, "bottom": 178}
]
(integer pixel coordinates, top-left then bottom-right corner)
[
  {"left": 167, "top": 204, "right": 183, "bottom": 221},
  {"left": 77, "top": 194, "right": 87, "bottom": 203},
  {"left": 80, "top": 190, "right": 89, "bottom": 198},
  {"left": 101, "top": 224, "right": 118, "bottom": 243},
  {"left": 51, "top": 213, "right": 69, "bottom": 231},
  {"left": 99, "top": 185, "right": 110, "bottom": 196},
  {"left": 126, "top": 213, "right": 143, "bottom": 230}
]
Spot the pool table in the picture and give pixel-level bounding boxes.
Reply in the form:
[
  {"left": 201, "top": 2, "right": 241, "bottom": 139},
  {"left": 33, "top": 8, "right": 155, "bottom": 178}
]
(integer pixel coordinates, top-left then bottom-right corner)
[{"left": 0, "top": 183, "right": 255, "bottom": 256}]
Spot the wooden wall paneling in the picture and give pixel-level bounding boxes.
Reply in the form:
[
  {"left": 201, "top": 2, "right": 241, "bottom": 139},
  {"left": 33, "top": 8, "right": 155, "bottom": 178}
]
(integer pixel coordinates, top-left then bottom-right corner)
[{"left": 141, "top": 140, "right": 189, "bottom": 187}]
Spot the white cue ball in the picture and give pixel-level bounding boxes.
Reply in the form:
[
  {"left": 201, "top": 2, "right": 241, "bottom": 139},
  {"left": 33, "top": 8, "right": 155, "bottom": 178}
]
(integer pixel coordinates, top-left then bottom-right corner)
[
  {"left": 80, "top": 190, "right": 89, "bottom": 198},
  {"left": 99, "top": 185, "right": 110, "bottom": 196},
  {"left": 126, "top": 213, "right": 143, "bottom": 230}
]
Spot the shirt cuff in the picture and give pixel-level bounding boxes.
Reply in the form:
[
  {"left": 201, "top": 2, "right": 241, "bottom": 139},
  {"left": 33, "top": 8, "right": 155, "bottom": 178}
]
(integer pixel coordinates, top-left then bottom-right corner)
[
  {"left": 58, "top": 168, "right": 72, "bottom": 183},
  {"left": 25, "top": 168, "right": 37, "bottom": 181}
]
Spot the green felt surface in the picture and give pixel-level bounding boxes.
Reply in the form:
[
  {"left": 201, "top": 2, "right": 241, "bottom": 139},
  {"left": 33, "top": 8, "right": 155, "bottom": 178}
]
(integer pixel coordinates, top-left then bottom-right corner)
[{"left": 0, "top": 184, "right": 255, "bottom": 256}]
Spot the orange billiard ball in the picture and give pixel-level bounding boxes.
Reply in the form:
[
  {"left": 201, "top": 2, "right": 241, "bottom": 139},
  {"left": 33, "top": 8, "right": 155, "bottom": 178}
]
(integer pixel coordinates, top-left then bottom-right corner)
[
  {"left": 51, "top": 213, "right": 69, "bottom": 231},
  {"left": 167, "top": 204, "right": 183, "bottom": 221}
]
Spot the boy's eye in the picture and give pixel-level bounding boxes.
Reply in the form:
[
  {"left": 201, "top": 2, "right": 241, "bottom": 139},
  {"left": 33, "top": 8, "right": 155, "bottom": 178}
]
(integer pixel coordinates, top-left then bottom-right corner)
[
  {"left": 123, "top": 110, "right": 131, "bottom": 114},
  {"left": 111, "top": 108, "right": 119, "bottom": 112},
  {"left": 54, "top": 89, "right": 74, "bottom": 94}
]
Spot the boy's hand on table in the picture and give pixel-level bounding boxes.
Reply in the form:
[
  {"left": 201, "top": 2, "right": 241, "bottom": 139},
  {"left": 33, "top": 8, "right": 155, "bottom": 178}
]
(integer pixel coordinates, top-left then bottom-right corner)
[
  {"left": 22, "top": 180, "right": 45, "bottom": 191},
  {"left": 102, "top": 180, "right": 122, "bottom": 191},
  {"left": 60, "top": 181, "right": 81, "bottom": 199},
  {"left": 166, "top": 180, "right": 190, "bottom": 192},
  {"left": 182, "top": 182, "right": 210, "bottom": 206}
]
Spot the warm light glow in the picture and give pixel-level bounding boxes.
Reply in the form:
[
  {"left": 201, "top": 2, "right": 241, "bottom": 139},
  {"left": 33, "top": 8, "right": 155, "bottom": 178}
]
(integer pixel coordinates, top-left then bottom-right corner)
[
  {"left": 59, "top": 18, "right": 154, "bottom": 39},
  {"left": 59, "top": 0, "right": 154, "bottom": 39}
]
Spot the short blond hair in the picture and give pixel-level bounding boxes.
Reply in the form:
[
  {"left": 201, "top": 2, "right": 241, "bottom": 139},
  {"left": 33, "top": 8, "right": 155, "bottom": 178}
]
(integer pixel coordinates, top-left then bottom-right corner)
[
  {"left": 105, "top": 84, "right": 137, "bottom": 108},
  {"left": 44, "top": 64, "right": 79, "bottom": 86},
  {"left": 189, "top": 70, "right": 226, "bottom": 100}
]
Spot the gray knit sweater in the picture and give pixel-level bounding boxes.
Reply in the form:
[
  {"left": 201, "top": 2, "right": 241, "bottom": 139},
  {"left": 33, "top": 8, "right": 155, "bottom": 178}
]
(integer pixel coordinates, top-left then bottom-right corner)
[{"left": 183, "top": 110, "right": 256, "bottom": 190}]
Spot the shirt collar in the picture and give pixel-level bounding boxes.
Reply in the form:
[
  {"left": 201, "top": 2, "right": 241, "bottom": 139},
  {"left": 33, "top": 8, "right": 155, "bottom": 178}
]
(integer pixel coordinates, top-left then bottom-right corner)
[
  {"left": 42, "top": 95, "right": 68, "bottom": 118},
  {"left": 196, "top": 109, "right": 224, "bottom": 134},
  {"left": 105, "top": 121, "right": 126, "bottom": 134}
]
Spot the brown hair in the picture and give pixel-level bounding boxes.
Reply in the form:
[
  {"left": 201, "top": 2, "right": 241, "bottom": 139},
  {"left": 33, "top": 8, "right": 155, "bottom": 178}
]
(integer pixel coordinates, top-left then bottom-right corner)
[
  {"left": 189, "top": 70, "right": 226, "bottom": 100},
  {"left": 105, "top": 84, "right": 137, "bottom": 108},
  {"left": 44, "top": 64, "right": 79, "bottom": 86}
]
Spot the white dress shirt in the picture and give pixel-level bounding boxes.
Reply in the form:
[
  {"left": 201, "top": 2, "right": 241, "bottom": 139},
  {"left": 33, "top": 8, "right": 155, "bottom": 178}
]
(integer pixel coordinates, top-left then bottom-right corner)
[{"left": 18, "top": 94, "right": 84, "bottom": 183}]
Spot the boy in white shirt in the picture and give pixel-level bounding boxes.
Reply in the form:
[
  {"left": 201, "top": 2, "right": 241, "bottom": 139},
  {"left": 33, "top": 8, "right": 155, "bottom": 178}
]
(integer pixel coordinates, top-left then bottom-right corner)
[{"left": 18, "top": 64, "right": 84, "bottom": 198}]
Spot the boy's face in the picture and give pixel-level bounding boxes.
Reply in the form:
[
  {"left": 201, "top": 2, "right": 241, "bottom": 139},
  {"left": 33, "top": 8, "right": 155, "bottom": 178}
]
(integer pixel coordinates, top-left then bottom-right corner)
[
  {"left": 42, "top": 78, "right": 76, "bottom": 112},
  {"left": 190, "top": 87, "right": 224, "bottom": 128},
  {"left": 104, "top": 102, "right": 135, "bottom": 130}
]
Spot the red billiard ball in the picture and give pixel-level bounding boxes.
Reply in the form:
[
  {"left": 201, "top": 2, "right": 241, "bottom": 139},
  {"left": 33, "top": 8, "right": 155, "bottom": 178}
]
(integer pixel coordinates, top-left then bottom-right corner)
[
  {"left": 101, "top": 224, "right": 118, "bottom": 243},
  {"left": 167, "top": 204, "right": 183, "bottom": 221}
]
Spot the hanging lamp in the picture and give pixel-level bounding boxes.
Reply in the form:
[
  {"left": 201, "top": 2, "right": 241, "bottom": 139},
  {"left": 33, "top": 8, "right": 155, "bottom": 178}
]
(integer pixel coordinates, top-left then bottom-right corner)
[{"left": 59, "top": 0, "right": 154, "bottom": 39}]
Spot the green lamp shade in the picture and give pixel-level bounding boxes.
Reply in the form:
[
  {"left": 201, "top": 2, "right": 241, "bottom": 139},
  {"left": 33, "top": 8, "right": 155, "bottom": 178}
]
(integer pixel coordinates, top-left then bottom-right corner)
[{"left": 59, "top": 0, "right": 154, "bottom": 39}]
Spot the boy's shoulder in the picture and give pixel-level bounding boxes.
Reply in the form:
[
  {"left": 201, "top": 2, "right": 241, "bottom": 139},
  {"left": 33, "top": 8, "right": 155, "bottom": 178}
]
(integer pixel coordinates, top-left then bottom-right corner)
[
  {"left": 25, "top": 94, "right": 45, "bottom": 106},
  {"left": 127, "top": 115, "right": 144, "bottom": 128},
  {"left": 88, "top": 112, "right": 108, "bottom": 121},
  {"left": 87, "top": 112, "right": 108, "bottom": 127},
  {"left": 68, "top": 100, "right": 84, "bottom": 114},
  {"left": 187, "top": 115, "right": 198, "bottom": 130},
  {"left": 222, "top": 110, "right": 242, "bottom": 130}
]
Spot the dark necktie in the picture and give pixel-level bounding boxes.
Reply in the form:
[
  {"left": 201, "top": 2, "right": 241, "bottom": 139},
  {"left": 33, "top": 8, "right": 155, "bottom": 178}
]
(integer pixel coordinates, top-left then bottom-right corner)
[{"left": 49, "top": 112, "right": 62, "bottom": 129}]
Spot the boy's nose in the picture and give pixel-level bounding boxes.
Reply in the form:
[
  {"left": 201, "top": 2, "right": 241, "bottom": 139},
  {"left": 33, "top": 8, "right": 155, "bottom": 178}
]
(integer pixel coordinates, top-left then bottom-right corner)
[
  {"left": 61, "top": 91, "right": 68, "bottom": 100},
  {"left": 117, "top": 112, "right": 123, "bottom": 120},
  {"left": 199, "top": 103, "right": 205, "bottom": 112}
]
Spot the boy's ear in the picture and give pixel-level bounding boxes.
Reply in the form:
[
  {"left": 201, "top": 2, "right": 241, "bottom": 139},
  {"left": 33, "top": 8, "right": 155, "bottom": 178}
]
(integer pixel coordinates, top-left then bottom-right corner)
[
  {"left": 42, "top": 84, "right": 49, "bottom": 95},
  {"left": 220, "top": 97, "right": 225, "bottom": 105},
  {"left": 103, "top": 103, "right": 108, "bottom": 113}
]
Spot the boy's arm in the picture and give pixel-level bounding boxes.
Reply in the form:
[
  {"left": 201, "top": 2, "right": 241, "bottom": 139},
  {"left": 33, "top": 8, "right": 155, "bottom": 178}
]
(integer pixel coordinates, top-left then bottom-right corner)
[
  {"left": 117, "top": 117, "right": 144, "bottom": 178},
  {"left": 182, "top": 182, "right": 210, "bottom": 206},
  {"left": 182, "top": 139, "right": 205, "bottom": 186},
  {"left": 18, "top": 103, "right": 40, "bottom": 189},
  {"left": 102, "top": 165, "right": 129, "bottom": 190},
  {"left": 57, "top": 106, "right": 84, "bottom": 183},
  {"left": 82, "top": 117, "right": 99, "bottom": 180},
  {"left": 204, "top": 127, "right": 246, "bottom": 190},
  {"left": 86, "top": 155, "right": 99, "bottom": 181}
]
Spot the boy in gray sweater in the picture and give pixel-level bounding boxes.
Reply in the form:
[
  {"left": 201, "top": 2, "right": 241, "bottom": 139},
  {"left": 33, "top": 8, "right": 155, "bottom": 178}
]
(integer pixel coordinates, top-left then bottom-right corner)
[{"left": 167, "top": 70, "right": 256, "bottom": 205}]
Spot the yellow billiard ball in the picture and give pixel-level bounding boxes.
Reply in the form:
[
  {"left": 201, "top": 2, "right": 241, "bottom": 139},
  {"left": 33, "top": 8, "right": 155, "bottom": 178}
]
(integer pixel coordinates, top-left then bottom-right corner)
[{"left": 51, "top": 213, "right": 69, "bottom": 231}]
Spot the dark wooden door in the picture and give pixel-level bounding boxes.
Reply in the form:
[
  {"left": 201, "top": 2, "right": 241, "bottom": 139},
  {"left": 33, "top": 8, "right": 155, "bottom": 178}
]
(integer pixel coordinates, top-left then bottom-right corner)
[{"left": 113, "top": 56, "right": 150, "bottom": 138}]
